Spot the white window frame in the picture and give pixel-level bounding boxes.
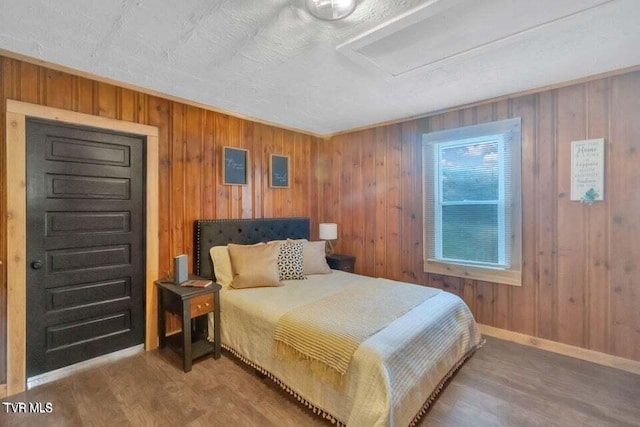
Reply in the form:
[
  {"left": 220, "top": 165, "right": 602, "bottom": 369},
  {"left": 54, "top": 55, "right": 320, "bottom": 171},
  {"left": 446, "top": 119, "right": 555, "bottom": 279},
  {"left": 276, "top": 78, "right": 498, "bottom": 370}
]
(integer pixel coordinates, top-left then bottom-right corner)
[
  {"left": 422, "top": 118, "right": 522, "bottom": 286},
  {"left": 433, "top": 135, "right": 507, "bottom": 268}
]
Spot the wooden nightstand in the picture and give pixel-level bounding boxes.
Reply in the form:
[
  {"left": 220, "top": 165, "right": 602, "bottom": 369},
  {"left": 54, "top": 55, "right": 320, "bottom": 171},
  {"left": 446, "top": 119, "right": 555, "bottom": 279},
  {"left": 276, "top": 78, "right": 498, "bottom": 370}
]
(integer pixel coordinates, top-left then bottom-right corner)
[
  {"left": 156, "top": 277, "right": 221, "bottom": 372},
  {"left": 326, "top": 254, "right": 356, "bottom": 273}
]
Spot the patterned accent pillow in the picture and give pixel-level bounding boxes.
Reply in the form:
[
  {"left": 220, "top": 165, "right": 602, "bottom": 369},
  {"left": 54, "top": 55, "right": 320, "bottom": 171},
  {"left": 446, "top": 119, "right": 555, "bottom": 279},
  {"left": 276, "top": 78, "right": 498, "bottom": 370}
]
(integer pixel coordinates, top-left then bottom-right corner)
[{"left": 277, "top": 240, "right": 305, "bottom": 280}]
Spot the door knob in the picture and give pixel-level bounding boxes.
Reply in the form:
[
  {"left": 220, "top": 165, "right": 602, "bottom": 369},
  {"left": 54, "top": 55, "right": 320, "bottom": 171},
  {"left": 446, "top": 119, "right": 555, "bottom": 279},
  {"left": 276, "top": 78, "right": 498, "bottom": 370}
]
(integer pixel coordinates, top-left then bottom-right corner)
[{"left": 31, "top": 260, "right": 44, "bottom": 270}]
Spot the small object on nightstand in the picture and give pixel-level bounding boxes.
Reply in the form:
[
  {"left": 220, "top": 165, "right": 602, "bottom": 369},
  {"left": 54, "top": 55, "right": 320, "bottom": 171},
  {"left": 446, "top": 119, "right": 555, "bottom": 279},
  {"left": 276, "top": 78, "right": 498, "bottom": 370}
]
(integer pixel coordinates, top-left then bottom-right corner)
[
  {"left": 173, "top": 254, "right": 188, "bottom": 284},
  {"left": 180, "top": 279, "right": 212, "bottom": 288},
  {"left": 156, "top": 275, "right": 221, "bottom": 372},
  {"left": 326, "top": 253, "right": 356, "bottom": 273}
]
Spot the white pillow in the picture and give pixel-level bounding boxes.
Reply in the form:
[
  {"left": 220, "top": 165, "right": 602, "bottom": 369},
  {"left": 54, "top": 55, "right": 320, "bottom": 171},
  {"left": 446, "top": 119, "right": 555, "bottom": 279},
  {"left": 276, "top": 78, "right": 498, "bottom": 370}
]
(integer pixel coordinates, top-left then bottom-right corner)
[
  {"left": 209, "top": 246, "right": 233, "bottom": 287},
  {"left": 288, "top": 239, "right": 331, "bottom": 275}
]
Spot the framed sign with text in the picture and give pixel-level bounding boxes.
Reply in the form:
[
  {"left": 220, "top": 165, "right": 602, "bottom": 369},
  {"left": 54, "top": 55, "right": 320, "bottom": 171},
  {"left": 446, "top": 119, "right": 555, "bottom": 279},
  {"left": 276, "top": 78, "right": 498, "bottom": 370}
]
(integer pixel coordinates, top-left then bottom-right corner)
[
  {"left": 571, "top": 138, "right": 604, "bottom": 205},
  {"left": 269, "top": 154, "right": 289, "bottom": 188},
  {"left": 222, "top": 147, "right": 248, "bottom": 186}
]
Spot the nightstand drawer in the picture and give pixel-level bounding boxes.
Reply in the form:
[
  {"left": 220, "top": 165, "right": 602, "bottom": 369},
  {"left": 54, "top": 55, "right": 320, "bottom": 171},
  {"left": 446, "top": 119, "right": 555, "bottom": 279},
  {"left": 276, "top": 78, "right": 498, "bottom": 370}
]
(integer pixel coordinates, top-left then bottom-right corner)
[{"left": 190, "top": 294, "right": 214, "bottom": 318}]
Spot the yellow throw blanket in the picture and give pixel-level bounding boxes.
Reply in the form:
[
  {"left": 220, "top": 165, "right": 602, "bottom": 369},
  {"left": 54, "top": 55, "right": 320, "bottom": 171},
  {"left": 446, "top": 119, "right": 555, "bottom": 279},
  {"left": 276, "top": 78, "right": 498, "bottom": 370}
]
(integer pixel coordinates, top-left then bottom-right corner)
[{"left": 273, "top": 278, "right": 441, "bottom": 384}]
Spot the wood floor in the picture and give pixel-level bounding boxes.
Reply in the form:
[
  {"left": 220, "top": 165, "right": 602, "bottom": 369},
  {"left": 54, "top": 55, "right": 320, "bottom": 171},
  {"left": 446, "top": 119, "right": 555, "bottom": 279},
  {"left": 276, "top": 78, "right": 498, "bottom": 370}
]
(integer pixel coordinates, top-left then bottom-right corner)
[{"left": 2, "top": 337, "right": 639, "bottom": 427}]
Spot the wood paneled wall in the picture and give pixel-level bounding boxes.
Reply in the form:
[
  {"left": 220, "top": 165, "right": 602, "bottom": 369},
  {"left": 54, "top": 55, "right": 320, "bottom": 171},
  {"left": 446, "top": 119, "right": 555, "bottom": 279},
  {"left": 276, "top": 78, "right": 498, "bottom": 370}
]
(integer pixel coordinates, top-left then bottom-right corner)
[
  {"left": 0, "top": 56, "right": 323, "bottom": 383},
  {"left": 1, "top": 54, "right": 639, "bottom": 386},
  {"left": 320, "top": 71, "right": 640, "bottom": 362}
]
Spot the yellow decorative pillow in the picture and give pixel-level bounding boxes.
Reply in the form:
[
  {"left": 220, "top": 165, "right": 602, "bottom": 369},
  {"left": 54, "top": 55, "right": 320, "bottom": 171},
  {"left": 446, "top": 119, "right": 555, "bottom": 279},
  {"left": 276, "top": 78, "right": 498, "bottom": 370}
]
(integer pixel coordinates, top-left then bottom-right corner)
[
  {"left": 228, "top": 242, "right": 282, "bottom": 289},
  {"left": 209, "top": 246, "right": 233, "bottom": 288}
]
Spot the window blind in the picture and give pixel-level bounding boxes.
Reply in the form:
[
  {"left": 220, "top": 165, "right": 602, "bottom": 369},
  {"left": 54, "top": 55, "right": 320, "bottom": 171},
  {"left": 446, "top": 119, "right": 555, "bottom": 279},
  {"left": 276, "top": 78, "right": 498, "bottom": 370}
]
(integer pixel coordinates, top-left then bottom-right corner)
[{"left": 423, "top": 118, "right": 521, "bottom": 271}]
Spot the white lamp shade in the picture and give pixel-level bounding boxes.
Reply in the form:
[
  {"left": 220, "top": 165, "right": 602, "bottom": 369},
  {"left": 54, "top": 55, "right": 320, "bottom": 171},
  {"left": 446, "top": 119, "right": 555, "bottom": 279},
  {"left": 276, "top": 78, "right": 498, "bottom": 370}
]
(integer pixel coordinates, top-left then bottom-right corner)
[{"left": 319, "top": 223, "right": 338, "bottom": 240}]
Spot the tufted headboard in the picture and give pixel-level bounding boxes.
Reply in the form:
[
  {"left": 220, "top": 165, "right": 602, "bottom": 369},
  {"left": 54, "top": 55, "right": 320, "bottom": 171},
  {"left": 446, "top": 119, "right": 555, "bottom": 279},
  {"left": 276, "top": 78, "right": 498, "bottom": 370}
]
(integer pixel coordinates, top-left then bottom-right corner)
[{"left": 194, "top": 217, "right": 310, "bottom": 279}]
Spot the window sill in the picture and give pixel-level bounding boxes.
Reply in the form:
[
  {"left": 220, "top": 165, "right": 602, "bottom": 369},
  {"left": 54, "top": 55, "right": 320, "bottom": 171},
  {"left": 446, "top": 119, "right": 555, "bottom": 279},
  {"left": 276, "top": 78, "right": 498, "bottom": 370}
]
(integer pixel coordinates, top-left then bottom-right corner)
[{"left": 425, "top": 259, "right": 521, "bottom": 286}]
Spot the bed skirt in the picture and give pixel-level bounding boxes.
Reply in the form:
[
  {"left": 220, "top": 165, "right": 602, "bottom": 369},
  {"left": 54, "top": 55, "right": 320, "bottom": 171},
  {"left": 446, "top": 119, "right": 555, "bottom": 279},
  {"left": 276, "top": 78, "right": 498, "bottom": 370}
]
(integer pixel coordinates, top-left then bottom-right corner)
[{"left": 219, "top": 340, "right": 484, "bottom": 427}]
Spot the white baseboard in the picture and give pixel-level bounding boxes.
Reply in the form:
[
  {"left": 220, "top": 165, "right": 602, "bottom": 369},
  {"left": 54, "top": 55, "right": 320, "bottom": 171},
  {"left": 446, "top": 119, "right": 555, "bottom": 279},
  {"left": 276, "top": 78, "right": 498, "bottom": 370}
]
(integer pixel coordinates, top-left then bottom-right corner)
[
  {"left": 26, "top": 344, "right": 144, "bottom": 390},
  {"left": 479, "top": 324, "right": 640, "bottom": 376}
]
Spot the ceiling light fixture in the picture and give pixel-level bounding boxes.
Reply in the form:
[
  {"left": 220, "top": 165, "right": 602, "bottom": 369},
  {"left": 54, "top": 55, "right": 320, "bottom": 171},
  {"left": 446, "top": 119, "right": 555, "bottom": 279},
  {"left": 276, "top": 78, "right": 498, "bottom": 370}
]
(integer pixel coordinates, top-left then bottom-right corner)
[{"left": 305, "top": 0, "right": 357, "bottom": 21}]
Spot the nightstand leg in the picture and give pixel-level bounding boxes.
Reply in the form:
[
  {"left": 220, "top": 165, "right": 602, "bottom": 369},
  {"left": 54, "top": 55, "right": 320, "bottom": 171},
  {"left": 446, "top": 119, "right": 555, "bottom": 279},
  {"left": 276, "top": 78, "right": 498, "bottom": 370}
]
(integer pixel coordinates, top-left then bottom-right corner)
[
  {"left": 213, "top": 295, "right": 221, "bottom": 359},
  {"left": 157, "top": 288, "right": 165, "bottom": 349},
  {"left": 182, "top": 302, "right": 192, "bottom": 372}
]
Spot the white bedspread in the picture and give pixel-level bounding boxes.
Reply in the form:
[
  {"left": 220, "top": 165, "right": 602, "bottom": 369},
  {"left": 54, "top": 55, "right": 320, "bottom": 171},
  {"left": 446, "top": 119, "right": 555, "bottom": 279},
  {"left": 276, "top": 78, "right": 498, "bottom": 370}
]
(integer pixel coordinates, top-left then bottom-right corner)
[{"left": 209, "top": 270, "right": 482, "bottom": 427}]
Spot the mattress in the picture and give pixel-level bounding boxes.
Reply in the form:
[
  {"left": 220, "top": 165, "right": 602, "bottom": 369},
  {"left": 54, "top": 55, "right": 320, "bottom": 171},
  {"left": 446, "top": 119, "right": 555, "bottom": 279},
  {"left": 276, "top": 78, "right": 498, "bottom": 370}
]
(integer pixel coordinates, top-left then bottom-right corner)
[{"left": 209, "top": 270, "right": 482, "bottom": 427}]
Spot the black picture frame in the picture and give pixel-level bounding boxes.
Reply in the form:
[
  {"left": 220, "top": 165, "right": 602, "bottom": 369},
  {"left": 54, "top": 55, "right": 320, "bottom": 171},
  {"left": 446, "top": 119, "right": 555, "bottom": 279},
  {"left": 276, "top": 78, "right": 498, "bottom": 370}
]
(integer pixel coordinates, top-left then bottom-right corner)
[
  {"left": 269, "top": 154, "right": 289, "bottom": 188},
  {"left": 222, "top": 147, "right": 248, "bottom": 186}
]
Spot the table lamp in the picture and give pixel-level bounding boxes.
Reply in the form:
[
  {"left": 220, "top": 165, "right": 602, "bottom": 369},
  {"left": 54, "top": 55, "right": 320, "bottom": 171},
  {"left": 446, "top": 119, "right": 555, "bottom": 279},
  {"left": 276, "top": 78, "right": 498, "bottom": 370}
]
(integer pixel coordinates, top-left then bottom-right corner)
[{"left": 319, "top": 223, "right": 338, "bottom": 254}]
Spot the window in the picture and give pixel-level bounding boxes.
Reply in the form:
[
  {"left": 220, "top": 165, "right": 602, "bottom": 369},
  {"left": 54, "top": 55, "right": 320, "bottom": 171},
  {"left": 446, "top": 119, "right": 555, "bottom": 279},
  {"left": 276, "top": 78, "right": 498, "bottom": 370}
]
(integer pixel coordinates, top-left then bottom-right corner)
[{"left": 423, "top": 118, "right": 522, "bottom": 286}]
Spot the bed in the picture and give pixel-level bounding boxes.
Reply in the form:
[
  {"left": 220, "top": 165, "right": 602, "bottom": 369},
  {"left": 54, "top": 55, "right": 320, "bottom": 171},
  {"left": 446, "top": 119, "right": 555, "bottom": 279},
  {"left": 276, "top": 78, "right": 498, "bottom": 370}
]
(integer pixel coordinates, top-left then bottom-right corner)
[{"left": 194, "top": 217, "right": 482, "bottom": 427}]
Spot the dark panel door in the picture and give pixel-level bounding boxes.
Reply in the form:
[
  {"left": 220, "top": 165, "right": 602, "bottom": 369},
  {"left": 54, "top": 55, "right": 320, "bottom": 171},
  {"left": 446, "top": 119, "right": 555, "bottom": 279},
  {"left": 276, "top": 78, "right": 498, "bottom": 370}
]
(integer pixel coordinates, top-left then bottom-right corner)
[{"left": 26, "top": 119, "right": 145, "bottom": 377}]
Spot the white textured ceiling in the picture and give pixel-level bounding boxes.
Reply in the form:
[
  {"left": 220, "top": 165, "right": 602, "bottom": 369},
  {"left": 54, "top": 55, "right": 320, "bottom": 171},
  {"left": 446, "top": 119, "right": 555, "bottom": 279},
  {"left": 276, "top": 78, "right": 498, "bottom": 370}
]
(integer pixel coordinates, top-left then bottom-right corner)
[{"left": 0, "top": 0, "right": 639, "bottom": 135}]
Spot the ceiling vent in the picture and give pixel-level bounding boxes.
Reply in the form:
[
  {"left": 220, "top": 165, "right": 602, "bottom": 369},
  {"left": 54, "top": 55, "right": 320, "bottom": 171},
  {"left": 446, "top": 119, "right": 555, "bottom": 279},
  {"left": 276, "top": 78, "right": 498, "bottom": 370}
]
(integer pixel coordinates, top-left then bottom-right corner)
[{"left": 337, "top": 0, "right": 613, "bottom": 77}]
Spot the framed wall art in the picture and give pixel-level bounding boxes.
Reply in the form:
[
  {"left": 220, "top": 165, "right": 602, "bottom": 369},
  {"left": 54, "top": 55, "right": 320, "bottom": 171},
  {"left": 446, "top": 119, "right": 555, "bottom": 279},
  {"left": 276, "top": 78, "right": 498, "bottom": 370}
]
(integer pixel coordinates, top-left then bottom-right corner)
[
  {"left": 222, "top": 146, "right": 248, "bottom": 185},
  {"left": 269, "top": 154, "right": 289, "bottom": 188},
  {"left": 571, "top": 138, "right": 605, "bottom": 205}
]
